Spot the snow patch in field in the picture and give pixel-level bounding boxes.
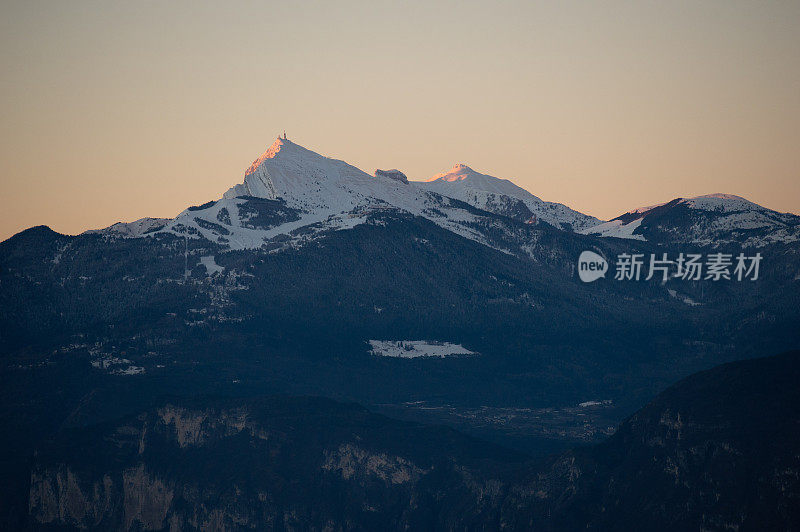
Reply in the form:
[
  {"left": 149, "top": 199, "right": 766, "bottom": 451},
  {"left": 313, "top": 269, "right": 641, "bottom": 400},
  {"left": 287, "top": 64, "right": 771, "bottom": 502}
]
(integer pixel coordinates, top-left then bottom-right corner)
[
  {"left": 110, "top": 365, "right": 146, "bottom": 376},
  {"left": 578, "top": 399, "right": 612, "bottom": 408},
  {"left": 368, "top": 340, "right": 477, "bottom": 358},
  {"left": 91, "top": 355, "right": 146, "bottom": 376},
  {"left": 199, "top": 255, "right": 224, "bottom": 275},
  {"left": 667, "top": 288, "right": 701, "bottom": 306}
]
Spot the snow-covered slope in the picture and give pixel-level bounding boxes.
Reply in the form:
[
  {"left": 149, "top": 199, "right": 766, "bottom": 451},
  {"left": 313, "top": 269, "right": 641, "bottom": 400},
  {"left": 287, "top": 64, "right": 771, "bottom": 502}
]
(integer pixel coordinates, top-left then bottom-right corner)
[
  {"left": 417, "top": 164, "right": 601, "bottom": 231},
  {"left": 93, "top": 137, "right": 544, "bottom": 254},
  {"left": 579, "top": 218, "right": 646, "bottom": 241},
  {"left": 86, "top": 137, "right": 797, "bottom": 252},
  {"left": 85, "top": 217, "right": 170, "bottom": 238},
  {"left": 580, "top": 193, "right": 800, "bottom": 247},
  {"left": 682, "top": 193, "right": 765, "bottom": 213}
]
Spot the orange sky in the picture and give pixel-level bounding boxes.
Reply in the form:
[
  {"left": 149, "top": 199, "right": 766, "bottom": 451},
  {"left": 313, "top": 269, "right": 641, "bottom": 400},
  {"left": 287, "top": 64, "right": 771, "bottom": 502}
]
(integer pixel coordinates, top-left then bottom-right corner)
[{"left": 1, "top": 1, "right": 799, "bottom": 241}]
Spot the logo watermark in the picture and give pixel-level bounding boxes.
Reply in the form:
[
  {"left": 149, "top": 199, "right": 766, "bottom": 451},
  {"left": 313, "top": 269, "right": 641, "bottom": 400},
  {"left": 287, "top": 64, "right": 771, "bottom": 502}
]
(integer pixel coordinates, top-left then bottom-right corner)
[
  {"left": 578, "top": 251, "right": 762, "bottom": 283},
  {"left": 577, "top": 250, "right": 608, "bottom": 283}
]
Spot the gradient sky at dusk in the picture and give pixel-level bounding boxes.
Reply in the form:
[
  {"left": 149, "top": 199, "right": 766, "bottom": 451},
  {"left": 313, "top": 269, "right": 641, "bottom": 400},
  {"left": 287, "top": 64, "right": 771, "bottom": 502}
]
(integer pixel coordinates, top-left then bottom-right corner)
[{"left": 1, "top": 1, "right": 799, "bottom": 240}]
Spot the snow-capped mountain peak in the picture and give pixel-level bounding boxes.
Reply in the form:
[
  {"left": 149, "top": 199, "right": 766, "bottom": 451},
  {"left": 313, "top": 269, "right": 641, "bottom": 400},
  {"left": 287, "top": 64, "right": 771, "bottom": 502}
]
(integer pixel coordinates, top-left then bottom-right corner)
[
  {"left": 696, "top": 193, "right": 745, "bottom": 200},
  {"left": 374, "top": 169, "right": 409, "bottom": 184},
  {"left": 426, "top": 164, "right": 537, "bottom": 198},
  {"left": 580, "top": 193, "right": 800, "bottom": 247},
  {"left": 126, "top": 137, "right": 545, "bottom": 252},
  {"left": 418, "top": 165, "right": 600, "bottom": 231},
  {"left": 431, "top": 163, "right": 478, "bottom": 182},
  {"left": 681, "top": 193, "right": 761, "bottom": 213},
  {"left": 244, "top": 136, "right": 293, "bottom": 174},
  {"left": 223, "top": 136, "right": 370, "bottom": 205},
  {"left": 81, "top": 135, "right": 798, "bottom": 253}
]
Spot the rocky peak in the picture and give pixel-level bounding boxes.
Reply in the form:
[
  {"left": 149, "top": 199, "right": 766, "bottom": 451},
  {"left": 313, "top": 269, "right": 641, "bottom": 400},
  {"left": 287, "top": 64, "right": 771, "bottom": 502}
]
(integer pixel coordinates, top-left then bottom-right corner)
[{"left": 374, "top": 169, "right": 409, "bottom": 184}]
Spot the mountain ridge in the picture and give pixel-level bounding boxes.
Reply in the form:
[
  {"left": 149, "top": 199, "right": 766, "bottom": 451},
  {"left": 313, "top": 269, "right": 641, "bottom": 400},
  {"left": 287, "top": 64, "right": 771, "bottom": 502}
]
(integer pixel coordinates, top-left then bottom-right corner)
[
  {"left": 581, "top": 193, "right": 800, "bottom": 247},
  {"left": 71, "top": 137, "right": 602, "bottom": 256},
  {"left": 418, "top": 163, "right": 601, "bottom": 231},
  {"left": 27, "top": 136, "right": 787, "bottom": 254}
]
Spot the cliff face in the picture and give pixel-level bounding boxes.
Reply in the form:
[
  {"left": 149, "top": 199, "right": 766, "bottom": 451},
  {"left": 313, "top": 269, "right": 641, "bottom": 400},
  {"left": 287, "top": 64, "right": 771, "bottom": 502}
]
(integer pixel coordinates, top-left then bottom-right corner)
[
  {"left": 24, "top": 352, "right": 800, "bottom": 531},
  {"left": 30, "top": 464, "right": 172, "bottom": 530},
  {"left": 535, "top": 350, "right": 800, "bottom": 531},
  {"left": 27, "top": 398, "right": 529, "bottom": 530}
]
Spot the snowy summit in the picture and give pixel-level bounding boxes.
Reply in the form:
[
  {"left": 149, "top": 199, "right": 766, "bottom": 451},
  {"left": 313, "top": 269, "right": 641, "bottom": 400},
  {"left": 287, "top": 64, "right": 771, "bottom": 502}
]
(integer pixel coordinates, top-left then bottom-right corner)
[
  {"left": 580, "top": 193, "right": 800, "bottom": 247},
  {"left": 418, "top": 163, "right": 601, "bottom": 231},
  {"left": 116, "top": 136, "right": 562, "bottom": 252}
]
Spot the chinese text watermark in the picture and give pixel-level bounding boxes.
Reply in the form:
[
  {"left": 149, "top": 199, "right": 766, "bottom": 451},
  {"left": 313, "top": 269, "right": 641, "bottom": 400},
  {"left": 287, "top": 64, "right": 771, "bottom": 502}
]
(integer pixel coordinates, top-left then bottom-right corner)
[{"left": 578, "top": 251, "right": 762, "bottom": 283}]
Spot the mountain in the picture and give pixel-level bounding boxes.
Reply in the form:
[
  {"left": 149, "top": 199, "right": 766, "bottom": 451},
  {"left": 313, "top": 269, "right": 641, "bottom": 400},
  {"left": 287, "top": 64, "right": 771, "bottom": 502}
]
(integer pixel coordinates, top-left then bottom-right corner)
[
  {"left": 27, "top": 395, "right": 528, "bottom": 530},
  {"left": 92, "top": 138, "right": 583, "bottom": 256},
  {"left": 22, "top": 351, "right": 800, "bottom": 530},
  {"left": 83, "top": 217, "right": 170, "bottom": 238},
  {"left": 581, "top": 193, "right": 800, "bottom": 247},
  {"left": 537, "top": 349, "right": 800, "bottom": 530},
  {"left": 1, "top": 135, "right": 799, "bottom": 528},
  {"left": 418, "top": 163, "right": 601, "bottom": 231},
  {"left": 2, "top": 138, "right": 798, "bottom": 447}
]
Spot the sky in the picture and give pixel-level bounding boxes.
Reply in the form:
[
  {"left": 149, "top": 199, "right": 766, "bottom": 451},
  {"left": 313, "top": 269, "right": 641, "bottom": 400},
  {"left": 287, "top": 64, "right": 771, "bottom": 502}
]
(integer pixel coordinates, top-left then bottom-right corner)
[{"left": 1, "top": 0, "right": 799, "bottom": 241}]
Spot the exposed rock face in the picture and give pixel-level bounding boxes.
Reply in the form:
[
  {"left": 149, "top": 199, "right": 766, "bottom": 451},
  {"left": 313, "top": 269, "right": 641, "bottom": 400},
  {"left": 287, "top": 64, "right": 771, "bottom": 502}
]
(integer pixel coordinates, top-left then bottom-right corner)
[
  {"left": 29, "top": 467, "right": 107, "bottom": 527},
  {"left": 22, "top": 352, "right": 800, "bottom": 530},
  {"left": 29, "top": 465, "right": 171, "bottom": 530},
  {"left": 156, "top": 405, "right": 259, "bottom": 447},
  {"left": 322, "top": 443, "right": 426, "bottom": 484},
  {"left": 374, "top": 169, "right": 409, "bottom": 184},
  {"left": 122, "top": 465, "right": 173, "bottom": 530},
  {"left": 26, "top": 397, "right": 527, "bottom": 530}
]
